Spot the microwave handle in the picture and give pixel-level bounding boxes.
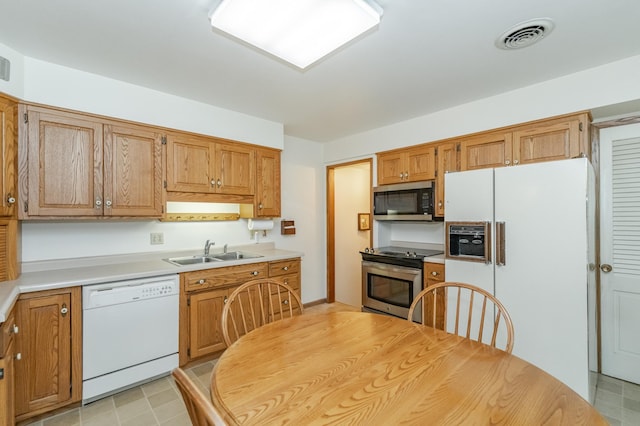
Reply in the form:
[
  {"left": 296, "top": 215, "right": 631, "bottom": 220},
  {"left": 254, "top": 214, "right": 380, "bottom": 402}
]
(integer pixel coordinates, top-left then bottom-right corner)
[{"left": 495, "top": 222, "right": 506, "bottom": 266}]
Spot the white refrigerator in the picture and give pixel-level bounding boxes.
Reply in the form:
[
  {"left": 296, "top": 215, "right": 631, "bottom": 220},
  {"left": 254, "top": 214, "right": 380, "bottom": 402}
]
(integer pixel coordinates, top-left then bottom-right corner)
[{"left": 444, "top": 157, "right": 597, "bottom": 402}]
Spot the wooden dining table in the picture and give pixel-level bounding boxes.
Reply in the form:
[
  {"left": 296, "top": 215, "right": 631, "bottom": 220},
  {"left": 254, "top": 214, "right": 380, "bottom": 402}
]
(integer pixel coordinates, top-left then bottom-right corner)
[{"left": 210, "top": 311, "right": 606, "bottom": 425}]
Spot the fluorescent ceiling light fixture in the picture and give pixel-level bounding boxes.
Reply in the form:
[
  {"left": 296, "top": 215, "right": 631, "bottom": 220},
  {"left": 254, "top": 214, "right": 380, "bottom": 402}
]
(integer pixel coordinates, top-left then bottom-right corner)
[{"left": 209, "top": 0, "right": 383, "bottom": 69}]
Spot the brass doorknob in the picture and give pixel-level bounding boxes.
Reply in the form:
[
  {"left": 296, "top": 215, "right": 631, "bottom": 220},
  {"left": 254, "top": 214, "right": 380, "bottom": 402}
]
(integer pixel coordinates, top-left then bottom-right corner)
[{"left": 600, "top": 264, "right": 613, "bottom": 273}]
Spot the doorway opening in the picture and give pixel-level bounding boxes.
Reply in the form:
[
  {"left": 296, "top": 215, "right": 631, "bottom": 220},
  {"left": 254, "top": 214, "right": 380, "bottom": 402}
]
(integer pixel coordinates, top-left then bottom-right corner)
[{"left": 326, "top": 159, "right": 372, "bottom": 307}]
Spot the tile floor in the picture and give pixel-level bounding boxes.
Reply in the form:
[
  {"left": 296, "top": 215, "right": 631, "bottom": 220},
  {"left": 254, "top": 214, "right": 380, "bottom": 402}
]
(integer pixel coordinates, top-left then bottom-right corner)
[{"left": 21, "top": 303, "right": 639, "bottom": 425}]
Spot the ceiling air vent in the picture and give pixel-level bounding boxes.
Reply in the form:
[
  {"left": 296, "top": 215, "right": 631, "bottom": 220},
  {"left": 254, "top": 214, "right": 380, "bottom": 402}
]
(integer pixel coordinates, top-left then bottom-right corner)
[{"left": 495, "top": 18, "right": 555, "bottom": 50}]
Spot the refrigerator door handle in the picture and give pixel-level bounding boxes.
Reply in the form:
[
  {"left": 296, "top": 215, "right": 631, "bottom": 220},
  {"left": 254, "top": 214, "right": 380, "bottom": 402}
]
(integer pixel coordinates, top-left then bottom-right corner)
[{"left": 496, "top": 221, "right": 506, "bottom": 266}]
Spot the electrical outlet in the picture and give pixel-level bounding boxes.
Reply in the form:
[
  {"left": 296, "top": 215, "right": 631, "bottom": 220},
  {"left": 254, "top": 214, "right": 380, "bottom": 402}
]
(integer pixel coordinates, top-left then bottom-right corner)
[{"left": 150, "top": 232, "right": 164, "bottom": 245}]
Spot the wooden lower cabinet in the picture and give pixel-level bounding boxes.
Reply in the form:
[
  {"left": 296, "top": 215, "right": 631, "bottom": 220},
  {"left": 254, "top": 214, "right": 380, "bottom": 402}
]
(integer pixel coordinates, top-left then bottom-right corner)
[
  {"left": 180, "top": 258, "right": 301, "bottom": 365},
  {"left": 423, "top": 262, "right": 445, "bottom": 329},
  {"left": 0, "top": 307, "right": 16, "bottom": 426},
  {"left": 14, "top": 288, "right": 82, "bottom": 422}
]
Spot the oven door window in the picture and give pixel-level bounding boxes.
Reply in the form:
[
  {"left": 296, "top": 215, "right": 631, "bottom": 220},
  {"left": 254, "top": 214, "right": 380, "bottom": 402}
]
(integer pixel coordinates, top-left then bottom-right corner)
[{"left": 367, "top": 273, "right": 414, "bottom": 308}]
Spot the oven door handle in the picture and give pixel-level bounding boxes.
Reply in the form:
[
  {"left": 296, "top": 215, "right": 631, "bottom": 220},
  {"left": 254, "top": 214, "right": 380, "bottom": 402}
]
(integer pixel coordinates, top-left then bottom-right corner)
[{"left": 362, "top": 261, "right": 422, "bottom": 276}]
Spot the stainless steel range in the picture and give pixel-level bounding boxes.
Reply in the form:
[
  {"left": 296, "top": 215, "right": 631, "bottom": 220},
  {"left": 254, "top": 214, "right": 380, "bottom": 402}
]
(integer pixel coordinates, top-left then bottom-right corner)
[{"left": 361, "top": 246, "right": 443, "bottom": 321}]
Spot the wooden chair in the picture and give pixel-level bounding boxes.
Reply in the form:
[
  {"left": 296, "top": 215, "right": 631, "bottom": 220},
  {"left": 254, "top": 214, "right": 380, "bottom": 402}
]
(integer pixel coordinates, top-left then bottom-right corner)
[
  {"left": 408, "top": 281, "right": 514, "bottom": 353},
  {"left": 172, "top": 368, "right": 229, "bottom": 426},
  {"left": 222, "top": 278, "right": 304, "bottom": 346}
]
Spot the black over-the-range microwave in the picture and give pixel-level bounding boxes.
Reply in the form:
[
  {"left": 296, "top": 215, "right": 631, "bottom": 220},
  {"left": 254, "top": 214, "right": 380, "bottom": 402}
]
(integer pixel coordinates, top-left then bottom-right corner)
[{"left": 373, "top": 181, "right": 434, "bottom": 221}]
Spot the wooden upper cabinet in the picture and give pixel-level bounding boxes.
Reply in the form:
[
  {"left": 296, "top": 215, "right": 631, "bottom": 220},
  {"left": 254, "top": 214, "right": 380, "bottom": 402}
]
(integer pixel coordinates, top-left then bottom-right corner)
[
  {"left": 24, "top": 107, "right": 103, "bottom": 217},
  {"left": 215, "top": 143, "right": 255, "bottom": 195},
  {"left": 166, "top": 134, "right": 255, "bottom": 196},
  {"left": 459, "top": 131, "right": 513, "bottom": 171},
  {"left": 512, "top": 113, "right": 589, "bottom": 165},
  {"left": 0, "top": 95, "right": 17, "bottom": 218},
  {"left": 243, "top": 148, "right": 281, "bottom": 218},
  {"left": 103, "top": 124, "right": 163, "bottom": 216},
  {"left": 377, "top": 146, "right": 436, "bottom": 185},
  {"left": 434, "top": 142, "right": 458, "bottom": 217},
  {"left": 459, "top": 112, "right": 590, "bottom": 171},
  {"left": 19, "top": 105, "right": 164, "bottom": 218}
]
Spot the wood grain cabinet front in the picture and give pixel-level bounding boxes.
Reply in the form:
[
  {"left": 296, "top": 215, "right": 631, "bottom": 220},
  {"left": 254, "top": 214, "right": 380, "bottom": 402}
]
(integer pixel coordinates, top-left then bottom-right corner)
[
  {"left": 0, "top": 307, "right": 16, "bottom": 426},
  {"left": 18, "top": 105, "right": 164, "bottom": 218},
  {"left": 14, "top": 288, "right": 82, "bottom": 422},
  {"left": 0, "top": 95, "right": 18, "bottom": 219},
  {"left": 423, "top": 262, "right": 445, "bottom": 330},
  {"left": 166, "top": 133, "right": 255, "bottom": 197},
  {"left": 377, "top": 146, "right": 436, "bottom": 185},
  {"left": 180, "top": 258, "right": 302, "bottom": 365}
]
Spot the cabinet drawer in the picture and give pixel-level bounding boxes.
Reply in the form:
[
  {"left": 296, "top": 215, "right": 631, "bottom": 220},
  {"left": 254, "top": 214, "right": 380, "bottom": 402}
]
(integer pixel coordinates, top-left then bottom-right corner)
[
  {"left": 425, "top": 262, "right": 445, "bottom": 286},
  {"left": 0, "top": 308, "right": 15, "bottom": 357},
  {"left": 269, "top": 259, "right": 300, "bottom": 277},
  {"left": 184, "top": 263, "right": 268, "bottom": 292}
]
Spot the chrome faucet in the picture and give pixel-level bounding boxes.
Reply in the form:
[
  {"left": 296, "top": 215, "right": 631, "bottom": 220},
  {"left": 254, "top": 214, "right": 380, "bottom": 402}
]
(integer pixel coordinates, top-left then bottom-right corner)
[{"left": 204, "top": 240, "right": 215, "bottom": 255}]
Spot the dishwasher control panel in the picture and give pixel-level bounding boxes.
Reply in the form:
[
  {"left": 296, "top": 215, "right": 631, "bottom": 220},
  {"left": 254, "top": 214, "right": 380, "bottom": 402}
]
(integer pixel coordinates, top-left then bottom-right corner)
[{"left": 83, "top": 275, "right": 179, "bottom": 309}]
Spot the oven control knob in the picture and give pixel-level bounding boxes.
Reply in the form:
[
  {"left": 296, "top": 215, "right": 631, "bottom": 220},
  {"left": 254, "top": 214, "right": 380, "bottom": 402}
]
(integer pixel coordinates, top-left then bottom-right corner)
[{"left": 364, "top": 248, "right": 370, "bottom": 253}]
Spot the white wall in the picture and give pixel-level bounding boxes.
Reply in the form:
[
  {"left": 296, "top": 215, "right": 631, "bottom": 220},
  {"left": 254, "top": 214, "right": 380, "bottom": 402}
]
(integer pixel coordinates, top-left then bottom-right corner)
[{"left": 334, "top": 164, "right": 370, "bottom": 307}]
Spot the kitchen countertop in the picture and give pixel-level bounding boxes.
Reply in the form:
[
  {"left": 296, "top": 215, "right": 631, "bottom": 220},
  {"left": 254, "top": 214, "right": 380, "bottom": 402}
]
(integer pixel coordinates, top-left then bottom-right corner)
[{"left": 0, "top": 243, "right": 303, "bottom": 322}]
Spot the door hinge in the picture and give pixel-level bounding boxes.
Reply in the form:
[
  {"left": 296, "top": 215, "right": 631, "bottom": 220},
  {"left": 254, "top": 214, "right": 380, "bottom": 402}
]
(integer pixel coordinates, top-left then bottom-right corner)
[
  {"left": 163, "top": 180, "right": 167, "bottom": 189},
  {"left": 161, "top": 136, "right": 167, "bottom": 145},
  {"left": 579, "top": 122, "right": 583, "bottom": 132},
  {"left": 187, "top": 296, "right": 190, "bottom": 306},
  {"left": 0, "top": 368, "right": 4, "bottom": 380},
  {"left": 456, "top": 143, "right": 461, "bottom": 151},
  {"left": 187, "top": 348, "right": 190, "bottom": 357},
  {"left": 23, "top": 201, "right": 28, "bottom": 212},
  {"left": 23, "top": 113, "right": 28, "bottom": 124}
]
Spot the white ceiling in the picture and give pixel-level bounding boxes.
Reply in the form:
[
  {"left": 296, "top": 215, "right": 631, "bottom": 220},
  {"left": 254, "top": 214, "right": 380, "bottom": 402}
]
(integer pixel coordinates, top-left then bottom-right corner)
[{"left": 1, "top": 0, "right": 640, "bottom": 142}]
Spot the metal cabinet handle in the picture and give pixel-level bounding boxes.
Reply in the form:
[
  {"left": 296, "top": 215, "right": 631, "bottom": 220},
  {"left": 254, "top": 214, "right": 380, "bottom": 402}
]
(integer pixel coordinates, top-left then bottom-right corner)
[
  {"left": 95, "top": 199, "right": 102, "bottom": 207},
  {"left": 6, "top": 195, "right": 15, "bottom": 204},
  {"left": 61, "top": 303, "right": 68, "bottom": 317},
  {"left": 600, "top": 264, "right": 613, "bottom": 273},
  {"left": 105, "top": 200, "right": 112, "bottom": 207}
]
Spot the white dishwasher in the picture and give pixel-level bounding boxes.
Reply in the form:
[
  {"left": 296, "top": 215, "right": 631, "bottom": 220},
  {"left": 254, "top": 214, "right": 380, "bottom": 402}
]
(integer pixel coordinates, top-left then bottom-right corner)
[{"left": 82, "top": 274, "right": 179, "bottom": 403}]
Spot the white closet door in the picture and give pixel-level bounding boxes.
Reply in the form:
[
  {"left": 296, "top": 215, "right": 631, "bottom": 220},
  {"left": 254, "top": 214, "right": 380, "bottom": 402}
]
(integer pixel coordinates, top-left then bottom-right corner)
[{"left": 600, "top": 123, "right": 640, "bottom": 384}]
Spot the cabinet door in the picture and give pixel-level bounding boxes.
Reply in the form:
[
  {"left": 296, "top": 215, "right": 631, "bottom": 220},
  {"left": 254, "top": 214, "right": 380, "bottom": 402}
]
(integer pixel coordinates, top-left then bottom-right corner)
[
  {"left": 423, "top": 262, "right": 445, "bottom": 329},
  {"left": 14, "top": 291, "right": 78, "bottom": 417},
  {"left": 215, "top": 143, "right": 255, "bottom": 195},
  {"left": 405, "top": 146, "right": 436, "bottom": 182},
  {"left": 459, "top": 132, "right": 512, "bottom": 171},
  {"left": 254, "top": 148, "right": 281, "bottom": 217},
  {"left": 377, "top": 151, "right": 406, "bottom": 185},
  {"left": 188, "top": 288, "right": 228, "bottom": 358},
  {"left": 434, "top": 142, "right": 458, "bottom": 217},
  {"left": 166, "top": 134, "right": 214, "bottom": 193},
  {"left": 26, "top": 109, "right": 103, "bottom": 216},
  {"left": 103, "top": 124, "right": 163, "bottom": 216},
  {"left": 0, "top": 219, "right": 19, "bottom": 281},
  {"left": 512, "top": 115, "right": 586, "bottom": 165},
  {"left": 0, "top": 96, "right": 17, "bottom": 218},
  {"left": 0, "top": 339, "right": 14, "bottom": 426}
]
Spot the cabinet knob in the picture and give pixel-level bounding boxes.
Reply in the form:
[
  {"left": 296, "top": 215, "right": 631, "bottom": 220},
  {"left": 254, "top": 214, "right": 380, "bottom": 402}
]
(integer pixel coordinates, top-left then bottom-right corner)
[
  {"left": 6, "top": 195, "right": 15, "bottom": 204},
  {"left": 438, "top": 201, "right": 443, "bottom": 208},
  {"left": 283, "top": 266, "right": 289, "bottom": 271},
  {"left": 61, "top": 304, "right": 68, "bottom": 317},
  {"left": 601, "top": 264, "right": 613, "bottom": 273},
  {"left": 95, "top": 199, "right": 102, "bottom": 207},
  {"left": 210, "top": 179, "right": 216, "bottom": 187},
  {"left": 251, "top": 271, "right": 259, "bottom": 276},
  {"left": 223, "top": 296, "right": 228, "bottom": 304},
  {"left": 513, "top": 159, "right": 520, "bottom": 165},
  {"left": 15, "top": 353, "right": 22, "bottom": 361},
  {"left": 217, "top": 179, "right": 222, "bottom": 187},
  {"left": 283, "top": 299, "right": 289, "bottom": 305},
  {"left": 258, "top": 203, "right": 263, "bottom": 209},
  {"left": 105, "top": 200, "right": 112, "bottom": 207},
  {"left": 431, "top": 271, "right": 438, "bottom": 276},
  {"left": 11, "top": 324, "right": 18, "bottom": 335},
  {"left": 198, "top": 279, "right": 205, "bottom": 284},
  {"left": 505, "top": 160, "right": 511, "bottom": 165}
]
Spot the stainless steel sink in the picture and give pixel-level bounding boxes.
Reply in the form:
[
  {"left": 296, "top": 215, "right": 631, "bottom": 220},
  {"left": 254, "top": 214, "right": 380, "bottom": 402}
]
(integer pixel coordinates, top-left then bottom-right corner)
[
  {"left": 210, "top": 251, "right": 263, "bottom": 261},
  {"left": 164, "top": 251, "right": 263, "bottom": 266},
  {"left": 164, "top": 255, "right": 223, "bottom": 266}
]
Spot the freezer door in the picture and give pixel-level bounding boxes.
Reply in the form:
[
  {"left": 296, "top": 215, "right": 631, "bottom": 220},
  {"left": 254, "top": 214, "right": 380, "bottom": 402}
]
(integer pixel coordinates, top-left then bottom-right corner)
[{"left": 494, "top": 158, "right": 590, "bottom": 400}]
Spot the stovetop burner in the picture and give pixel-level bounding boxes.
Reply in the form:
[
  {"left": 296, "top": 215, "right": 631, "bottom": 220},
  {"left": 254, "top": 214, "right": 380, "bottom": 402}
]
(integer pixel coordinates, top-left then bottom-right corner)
[{"left": 360, "top": 246, "right": 443, "bottom": 268}]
